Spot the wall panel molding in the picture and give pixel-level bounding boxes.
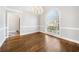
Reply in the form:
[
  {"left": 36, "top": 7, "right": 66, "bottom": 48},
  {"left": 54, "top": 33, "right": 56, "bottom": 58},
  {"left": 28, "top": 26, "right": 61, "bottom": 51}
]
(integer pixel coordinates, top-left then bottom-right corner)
[
  {"left": 60, "top": 27, "right": 79, "bottom": 31},
  {"left": 0, "top": 27, "right": 6, "bottom": 47},
  {"left": 20, "top": 25, "right": 40, "bottom": 35}
]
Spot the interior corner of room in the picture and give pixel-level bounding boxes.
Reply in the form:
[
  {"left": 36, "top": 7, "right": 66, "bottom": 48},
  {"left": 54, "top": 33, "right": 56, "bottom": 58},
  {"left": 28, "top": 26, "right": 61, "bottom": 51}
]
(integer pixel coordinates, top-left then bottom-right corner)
[{"left": 0, "top": 6, "right": 79, "bottom": 52}]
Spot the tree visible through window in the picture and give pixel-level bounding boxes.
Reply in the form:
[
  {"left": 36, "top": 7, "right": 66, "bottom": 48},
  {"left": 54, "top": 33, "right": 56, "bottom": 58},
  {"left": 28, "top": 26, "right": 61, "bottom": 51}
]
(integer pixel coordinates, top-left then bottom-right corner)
[{"left": 47, "top": 9, "right": 59, "bottom": 34}]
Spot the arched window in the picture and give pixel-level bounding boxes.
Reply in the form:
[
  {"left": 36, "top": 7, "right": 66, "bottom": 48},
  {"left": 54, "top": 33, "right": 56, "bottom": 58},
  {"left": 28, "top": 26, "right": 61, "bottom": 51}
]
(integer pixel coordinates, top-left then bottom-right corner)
[{"left": 47, "top": 9, "right": 59, "bottom": 34}]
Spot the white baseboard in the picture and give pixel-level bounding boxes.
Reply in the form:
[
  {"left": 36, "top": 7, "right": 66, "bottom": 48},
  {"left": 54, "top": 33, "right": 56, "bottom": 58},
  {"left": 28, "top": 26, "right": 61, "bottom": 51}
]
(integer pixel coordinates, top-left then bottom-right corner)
[{"left": 40, "top": 31, "right": 79, "bottom": 44}]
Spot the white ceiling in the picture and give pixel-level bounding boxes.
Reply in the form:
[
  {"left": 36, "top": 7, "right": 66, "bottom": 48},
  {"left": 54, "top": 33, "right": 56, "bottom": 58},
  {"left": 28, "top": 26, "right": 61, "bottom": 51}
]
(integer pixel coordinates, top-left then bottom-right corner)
[
  {"left": 7, "top": 6, "right": 79, "bottom": 12},
  {"left": 6, "top": 6, "right": 33, "bottom": 13},
  {"left": 6, "top": 6, "right": 54, "bottom": 13},
  {"left": 5, "top": 6, "right": 56, "bottom": 16}
]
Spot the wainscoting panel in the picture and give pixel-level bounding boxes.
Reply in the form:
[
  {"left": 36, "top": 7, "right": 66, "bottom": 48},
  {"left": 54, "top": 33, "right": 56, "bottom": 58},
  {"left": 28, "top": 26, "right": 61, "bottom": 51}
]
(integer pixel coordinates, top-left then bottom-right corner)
[
  {"left": 0, "top": 27, "right": 6, "bottom": 47},
  {"left": 60, "top": 27, "right": 79, "bottom": 41},
  {"left": 20, "top": 26, "right": 39, "bottom": 35}
]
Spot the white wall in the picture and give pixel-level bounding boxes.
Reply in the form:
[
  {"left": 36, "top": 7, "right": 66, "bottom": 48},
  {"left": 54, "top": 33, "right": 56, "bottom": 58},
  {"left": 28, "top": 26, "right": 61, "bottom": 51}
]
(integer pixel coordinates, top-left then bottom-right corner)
[
  {"left": 0, "top": 7, "right": 6, "bottom": 47},
  {"left": 40, "top": 6, "right": 79, "bottom": 41},
  {"left": 20, "top": 11, "right": 39, "bottom": 35},
  {"left": 58, "top": 6, "right": 77, "bottom": 27},
  {"left": 58, "top": 6, "right": 79, "bottom": 41},
  {"left": 5, "top": 7, "right": 39, "bottom": 35},
  {"left": 0, "top": 7, "right": 39, "bottom": 47}
]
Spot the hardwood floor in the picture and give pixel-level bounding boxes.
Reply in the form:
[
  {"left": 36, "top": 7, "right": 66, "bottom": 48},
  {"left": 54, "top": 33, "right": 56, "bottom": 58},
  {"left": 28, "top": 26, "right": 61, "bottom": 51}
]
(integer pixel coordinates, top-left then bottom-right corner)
[{"left": 0, "top": 32, "right": 79, "bottom": 52}]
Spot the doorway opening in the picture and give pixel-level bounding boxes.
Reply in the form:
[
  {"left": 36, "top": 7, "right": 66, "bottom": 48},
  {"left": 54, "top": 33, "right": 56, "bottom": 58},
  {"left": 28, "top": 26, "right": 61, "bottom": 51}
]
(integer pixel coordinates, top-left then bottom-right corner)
[{"left": 6, "top": 11, "right": 20, "bottom": 38}]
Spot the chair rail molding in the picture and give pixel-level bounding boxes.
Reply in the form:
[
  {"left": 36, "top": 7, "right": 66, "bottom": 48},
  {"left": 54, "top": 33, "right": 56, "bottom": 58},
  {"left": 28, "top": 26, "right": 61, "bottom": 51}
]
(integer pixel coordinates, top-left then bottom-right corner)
[{"left": 60, "top": 27, "right": 79, "bottom": 31}]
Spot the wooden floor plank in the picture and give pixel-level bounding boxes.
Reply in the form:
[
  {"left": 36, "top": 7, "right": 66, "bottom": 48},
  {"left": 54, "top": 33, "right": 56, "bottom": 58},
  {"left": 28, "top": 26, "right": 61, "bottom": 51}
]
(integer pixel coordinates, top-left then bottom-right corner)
[{"left": 0, "top": 32, "right": 79, "bottom": 52}]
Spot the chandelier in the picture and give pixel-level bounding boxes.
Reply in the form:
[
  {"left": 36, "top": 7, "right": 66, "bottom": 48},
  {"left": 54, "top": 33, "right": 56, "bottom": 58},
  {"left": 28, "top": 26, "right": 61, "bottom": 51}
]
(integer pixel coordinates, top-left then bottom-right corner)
[{"left": 32, "top": 6, "right": 44, "bottom": 15}]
